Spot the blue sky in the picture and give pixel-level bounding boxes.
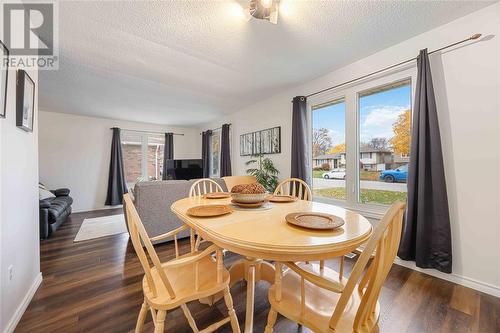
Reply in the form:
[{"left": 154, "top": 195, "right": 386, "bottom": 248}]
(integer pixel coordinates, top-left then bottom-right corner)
[{"left": 312, "top": 84, "right": 411, "bottom": 146}]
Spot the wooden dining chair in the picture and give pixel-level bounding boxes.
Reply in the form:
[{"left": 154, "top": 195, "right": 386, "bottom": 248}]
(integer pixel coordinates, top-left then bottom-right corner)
[
  {"left": 273, "top": 178, "right": 312, "bottom": 201},
  {"left": 265, "top": 202, "right": 406, "bottom": 333},
  {"left": 188, "top": 179, "right": 225, "bottom": 251},
  {"left": 222, "top": 175, "right": 257, "bottom": 192},
  {"left": 189, "top": 178, "right": 224, "bottom": 197},
  {"left": 273, "top": 178, "right": 338, "bottom": 272},
  {"left": 123, "top": 194, "right": 240, "bottom": 333}
]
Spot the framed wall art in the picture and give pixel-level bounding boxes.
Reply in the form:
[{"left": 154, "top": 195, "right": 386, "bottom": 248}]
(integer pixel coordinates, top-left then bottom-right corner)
[
  {"left": 0, "top": 40, "right": 8, "bottom": 118},
  {"left": 16, "top": 70, "right": 35, "bottom": 132},
  {"left": 240, "top": 126, "right": 281, "bottom": 156}
]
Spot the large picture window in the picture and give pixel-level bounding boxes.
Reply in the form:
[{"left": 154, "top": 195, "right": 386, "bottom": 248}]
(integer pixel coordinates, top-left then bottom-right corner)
[
  {"left": 358, "top": 80, "right": 411, "bottom": 205},
  {"left": 312, "top": 98, "right": 346, "bottom": 200},
  {"left": 310, "top": 68, "right": 414, "bottom": 215}
]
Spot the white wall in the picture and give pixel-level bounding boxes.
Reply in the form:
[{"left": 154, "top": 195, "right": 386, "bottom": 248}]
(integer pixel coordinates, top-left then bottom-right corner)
[
  {"left": 205, "top": 94, "right": 293, "bottom": 182},
  {"left": 0, "top": 65, "right": 41, "bottom": 332},
  {"left": 202, "top": 4, "right": 500, "bottom": 295},
  {"left": 38, "top": 111, "right": 202, "bottom": 212}
]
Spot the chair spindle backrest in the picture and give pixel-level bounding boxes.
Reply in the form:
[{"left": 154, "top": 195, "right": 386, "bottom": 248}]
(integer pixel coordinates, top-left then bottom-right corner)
[
  {"left": 189, "top": 178, "right": 224, "bottom": 197},
  {"left": 274, "top": 178, "right": 312, "bottom": 201},
  {"left": 329, "top": 202, "right": 406, "bottom": 331},
  {"left": 123, "top": 194, "right": 176, "bottom": 300}
]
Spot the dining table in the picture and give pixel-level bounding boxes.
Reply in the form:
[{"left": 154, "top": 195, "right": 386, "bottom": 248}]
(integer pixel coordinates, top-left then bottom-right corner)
[{"left": 171, "top": 196, "right": 373, "bottom": 333}]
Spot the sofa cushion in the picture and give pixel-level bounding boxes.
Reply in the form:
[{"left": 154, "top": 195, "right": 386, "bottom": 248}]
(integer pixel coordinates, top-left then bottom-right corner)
[
  {"left": 39, "top": 199, "right": 52, "bottom": 209},
  {"left": 53, "top": 188, "right": 70, "bottom": 196},
  {"left": 39, "top": 188, "right": 56, "bottom": 200},
  {"left": 47, "top": 196, "right": 74, "bottom": 224},
  {"left": 132, "top": 178, "right": 228, "bottom": 242},
  {"left": 134, "top": 180, "right": 192, "bottom": 240}
]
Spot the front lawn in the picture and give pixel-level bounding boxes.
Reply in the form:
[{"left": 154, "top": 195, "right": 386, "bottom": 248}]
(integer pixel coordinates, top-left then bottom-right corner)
[
  {"left": 314, "top": 187, "right": 406, "bottom": 205},
  {"left": 313, "top": 170, "right": 326, "bottom": 178},
  {"left": 360, "top": 170, "right": 381, "bottom": 181}
]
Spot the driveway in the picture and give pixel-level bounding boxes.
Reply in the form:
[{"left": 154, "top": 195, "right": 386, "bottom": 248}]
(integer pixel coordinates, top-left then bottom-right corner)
[{"left": 313, "top": 178, "right": 407, "bottom": 192}]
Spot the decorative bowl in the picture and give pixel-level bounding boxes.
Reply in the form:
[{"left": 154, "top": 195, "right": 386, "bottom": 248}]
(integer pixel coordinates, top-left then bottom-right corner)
[{"left": 230, "top": 192, "right": 268, "bottom": 204}]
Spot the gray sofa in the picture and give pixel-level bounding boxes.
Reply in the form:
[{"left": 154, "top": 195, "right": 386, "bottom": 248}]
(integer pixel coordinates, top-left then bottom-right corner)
[{"left": 129, "top": 178, "right": 227, "bottom": 243}]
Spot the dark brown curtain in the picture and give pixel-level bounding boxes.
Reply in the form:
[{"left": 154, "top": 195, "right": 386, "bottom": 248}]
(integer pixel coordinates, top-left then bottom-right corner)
[
  {"left": 201, "top": 130, "right": 212, "bottom": 178},
  {"left": 162, "top": 132, "right": 174, "bottom": 180},
  {"left": 398, "top": 49, "right": 452, "bottom": 273},
  {"left": 291, "top": 96, "right": 311, "bottom": 185},
  {"left": 220, "top": 124, "right": 232, "bottom": 177},
  {"left": 105, "top": 127, "right": 128, "bottom": 205}
]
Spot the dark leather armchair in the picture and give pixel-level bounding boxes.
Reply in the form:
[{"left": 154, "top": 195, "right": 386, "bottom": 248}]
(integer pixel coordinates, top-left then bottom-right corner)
[{"left": 40, "top": 188, "right": 73, "bottom": 239}]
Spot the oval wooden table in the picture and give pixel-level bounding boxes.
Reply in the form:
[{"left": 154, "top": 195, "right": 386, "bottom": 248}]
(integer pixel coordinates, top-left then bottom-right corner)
[{"left": 171, "top": 197, "right": 373, "bottom": 333}]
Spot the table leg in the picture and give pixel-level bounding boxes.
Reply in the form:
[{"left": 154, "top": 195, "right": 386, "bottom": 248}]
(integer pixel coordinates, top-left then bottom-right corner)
[
  {"left": 228, "top": 259, "right": 246, "bottom": 287},
  {"left": 199, "top": 257, "right": 275, "bottom": 333},
  {"left": 258, "top": 260, "right": 276, "bottom": 284},
  {"left": 244, "top": 264, "right": 256, "bottom": 333},
  {"left": 231, "top": 258, "right": 275, "bottom": 333},
  {"left": 227, "top": 258, "right": 275, "bottom": 285}
]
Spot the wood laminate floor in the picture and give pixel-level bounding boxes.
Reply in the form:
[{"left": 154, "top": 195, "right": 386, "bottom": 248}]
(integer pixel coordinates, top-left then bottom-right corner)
[{"left": 16, "top": 209, "right": 500, "bottom": 333}]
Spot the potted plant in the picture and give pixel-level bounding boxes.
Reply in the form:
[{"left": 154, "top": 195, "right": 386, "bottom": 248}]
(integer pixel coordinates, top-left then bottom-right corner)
[{"left": 245, "top": 154, "right": 279, "bottom": 193}]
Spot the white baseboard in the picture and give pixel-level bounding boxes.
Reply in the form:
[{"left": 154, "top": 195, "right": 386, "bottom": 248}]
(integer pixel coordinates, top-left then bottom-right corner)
[
  {"left": 394, "top": 258, "right": 500, "bottom": 298},
  {"left": 3, "top": 272, "right": 43, "bottom": 333},
  {"left": 73, "top": 205, "right": 123, "bottom": 213}
]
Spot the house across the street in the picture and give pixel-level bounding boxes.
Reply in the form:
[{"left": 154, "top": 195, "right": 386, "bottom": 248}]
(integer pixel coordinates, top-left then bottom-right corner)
[
  {"left": 313, "top": 147, "right": 400, "bottom": 171},
  {"left": 313, "top": 153, "right": 346, "bottom": 170}
]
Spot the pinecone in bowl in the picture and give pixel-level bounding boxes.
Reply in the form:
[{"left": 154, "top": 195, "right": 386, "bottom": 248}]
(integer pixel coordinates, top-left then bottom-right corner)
[
  {"left": 230, "top": 183, "right": 268, "bottom": 203},
  {"left": 231, "top": 183, "right": 266, "bottom": 194}
]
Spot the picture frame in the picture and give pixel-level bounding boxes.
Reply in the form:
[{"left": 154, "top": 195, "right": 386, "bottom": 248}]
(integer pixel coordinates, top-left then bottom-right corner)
[
  {"left": 271, "top": 126, "right": 281, "bottom": 153},
  {"left": 0, "top": 40, "right": 8, "bottom": 118},
  {"left": 16, "top": 70, "right": 35, "bottom": 132},
  {"left": 239, "top": 126, "right": 281, "bottom": 156}
]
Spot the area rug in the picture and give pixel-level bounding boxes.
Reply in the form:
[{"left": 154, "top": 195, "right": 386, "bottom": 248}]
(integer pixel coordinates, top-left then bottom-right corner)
[{"left": 74, "top": 214, "right": 128, "bottom": 242}]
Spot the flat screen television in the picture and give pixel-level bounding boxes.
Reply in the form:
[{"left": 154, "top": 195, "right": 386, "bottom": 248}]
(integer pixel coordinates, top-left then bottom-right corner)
[{"left": 165, "top": 159, "right": 203, "bottom": 180}]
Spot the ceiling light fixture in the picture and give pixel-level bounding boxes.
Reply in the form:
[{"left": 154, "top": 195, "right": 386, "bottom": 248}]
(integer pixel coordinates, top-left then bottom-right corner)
[{"left": 249, "top": 0, "right": 279, "bottom": 24}]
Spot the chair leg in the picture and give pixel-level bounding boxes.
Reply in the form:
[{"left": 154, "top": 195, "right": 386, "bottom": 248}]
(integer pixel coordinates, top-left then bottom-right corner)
[
  {"left": 339, "top": 256, "right": 345, "bottom": 280},
  {"left": 154, "top": 310, "right": 166, "bottom": 333},
  {"left": 135, "top": 300, "right": 149, "bottom": 333},
  {"left": 264, "top": 307, "right": 277, "bottom": 333},
  {"left": 224, "top": 287, "right": 241, "bottom": 333},
  {"left": 181, "top": 304, "right": 199, "bottom": 332}
]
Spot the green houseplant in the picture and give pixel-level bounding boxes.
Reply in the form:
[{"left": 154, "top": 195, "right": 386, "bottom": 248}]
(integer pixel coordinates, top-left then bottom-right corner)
[{"left": 245, "top": 154, "right": 279, "bottom": 193}]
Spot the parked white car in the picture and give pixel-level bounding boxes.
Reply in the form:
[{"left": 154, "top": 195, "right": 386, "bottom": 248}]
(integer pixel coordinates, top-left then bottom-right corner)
[{"left": 322, "top": 169, "right": 346, "bottom": 179}]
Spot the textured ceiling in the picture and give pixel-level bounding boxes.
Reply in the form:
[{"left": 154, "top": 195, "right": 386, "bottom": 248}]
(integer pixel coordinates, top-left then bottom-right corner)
[{"left": 40, "top": 0, "right": 495, "bottom": 126}]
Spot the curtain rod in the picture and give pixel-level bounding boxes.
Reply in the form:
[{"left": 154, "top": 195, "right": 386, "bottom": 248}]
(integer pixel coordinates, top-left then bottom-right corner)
[
  {"left": 110, "top": 127, "right": 184, "bottom": 136},
  {"left": 305, "top": 33, "right": 482, "bottom": 99},
  {"left": 200, "top": 123, "right": 232, "bottom": 135}
]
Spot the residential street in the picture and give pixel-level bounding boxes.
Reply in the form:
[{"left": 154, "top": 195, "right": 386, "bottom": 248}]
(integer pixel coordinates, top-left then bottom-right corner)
[{"left": 313, "top": 178, "right": 407, "bottom": 192}]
